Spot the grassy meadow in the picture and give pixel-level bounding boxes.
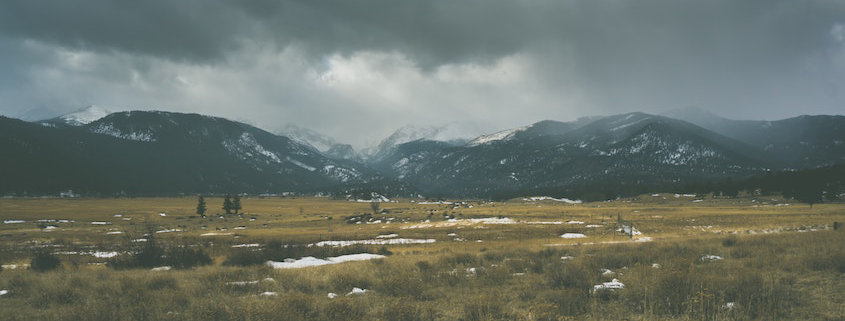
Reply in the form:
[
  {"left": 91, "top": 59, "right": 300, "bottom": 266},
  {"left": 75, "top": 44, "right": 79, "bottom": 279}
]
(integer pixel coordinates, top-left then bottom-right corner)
[{"left": 1, "top": 194, "right": 844, "bottom": 320}]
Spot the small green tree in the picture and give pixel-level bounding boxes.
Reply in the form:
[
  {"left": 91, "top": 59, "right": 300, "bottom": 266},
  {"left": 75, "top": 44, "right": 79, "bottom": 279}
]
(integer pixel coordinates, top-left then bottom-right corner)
[
  {"left": 223, "top": 195, "right": 233, "bottom": 214},
  {"left": 196, "top": 196, "right": 207, "bottom": 216},
  {"left": 233, "top": 194, "right": 242, "bottom": 214},
  {"left": 794, "top": 186, "right": 824, "bottom": 209}
]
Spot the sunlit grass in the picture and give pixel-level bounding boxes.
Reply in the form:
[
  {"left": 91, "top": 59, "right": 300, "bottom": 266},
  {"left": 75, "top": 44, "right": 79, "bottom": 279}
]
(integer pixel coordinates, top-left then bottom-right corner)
[{"left": 1, "top": 194, "right": 843, "bottom": 320}]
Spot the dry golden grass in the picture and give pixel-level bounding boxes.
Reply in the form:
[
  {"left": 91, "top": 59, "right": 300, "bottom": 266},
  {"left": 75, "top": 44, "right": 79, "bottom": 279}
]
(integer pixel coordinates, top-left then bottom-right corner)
[{"left": 1, "top": 193, "right": 844, "bottom": 320}]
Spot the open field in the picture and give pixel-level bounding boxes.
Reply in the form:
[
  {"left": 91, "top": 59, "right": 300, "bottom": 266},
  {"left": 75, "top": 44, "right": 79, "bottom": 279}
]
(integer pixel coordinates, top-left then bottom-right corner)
[{"left": 1, "top": 194, "right": 844, "bottom": 320}]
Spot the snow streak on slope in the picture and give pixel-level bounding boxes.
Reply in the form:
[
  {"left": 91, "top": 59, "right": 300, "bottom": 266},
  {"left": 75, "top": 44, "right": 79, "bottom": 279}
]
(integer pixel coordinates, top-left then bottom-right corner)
[
  {"left": 466, "top": 126, "right": 527, "bottom": 147},
  {"left": 88, "top": 123, "right": 156, "bottom": 142},
  {"left": 222, "top": 132, "right": 282, "bottom": 164},
  {"left": 602, "top": 128, "right": 722, "bottom": 165}
]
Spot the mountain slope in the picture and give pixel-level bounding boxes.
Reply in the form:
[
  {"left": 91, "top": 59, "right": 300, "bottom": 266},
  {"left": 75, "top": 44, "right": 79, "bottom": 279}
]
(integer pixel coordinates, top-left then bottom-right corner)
[
  {"left": 663, "top": 108, "right": 845, "bottom": 168},
  {"left": 5, "top": 109, "right": 843, "bottom": 199},
  {"left": 386, "top": 113, "right": 769, "bottom": 199},
  {"left": 1, "top": 112, "right": 413, "bottom": 196}
]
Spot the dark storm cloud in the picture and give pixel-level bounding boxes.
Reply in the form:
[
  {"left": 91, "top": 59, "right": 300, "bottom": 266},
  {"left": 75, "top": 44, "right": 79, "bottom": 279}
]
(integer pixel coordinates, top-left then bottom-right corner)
[
  {"left": 0, "top": 0, "right": 245, "bottom": 62},
  {"left": 0, "top": 0, "right": 556, "bottom": 67},
  {"left": 1, "top": 0, "right": 844, "bottom": 146},
  {"left": 4, "top": 0, "right": 841, "bottom": 69}
]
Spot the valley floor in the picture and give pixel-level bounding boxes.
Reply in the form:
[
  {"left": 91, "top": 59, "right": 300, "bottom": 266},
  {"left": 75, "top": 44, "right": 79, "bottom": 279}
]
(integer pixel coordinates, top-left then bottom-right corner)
[{"left": 1, "top": 194, "right": 844, "bottom": 320}]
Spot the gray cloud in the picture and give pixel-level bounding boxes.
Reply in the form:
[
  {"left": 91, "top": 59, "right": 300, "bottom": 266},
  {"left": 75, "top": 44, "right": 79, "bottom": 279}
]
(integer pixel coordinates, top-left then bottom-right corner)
[{"left": 1, "top": 0, "right": 844, "bottom": 148}]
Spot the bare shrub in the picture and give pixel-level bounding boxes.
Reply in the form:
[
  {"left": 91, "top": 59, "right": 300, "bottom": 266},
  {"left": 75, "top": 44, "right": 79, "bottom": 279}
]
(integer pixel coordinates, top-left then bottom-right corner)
[
  {"left": 438, "top": 253, "right": 478, "bottom": 267},
  {"left": 30, "top": 250, "right": 61, "bottom": 272},
  {"left": 722, "top": 235, "right": 738, "bottom": 247},
  {"left": 322, "top": 297, "right": 368, "bottom": 321},
  {"left": 652, "top": 267, "right": 694, "bottom": 316},
  {"left": 461, "top": 294, "right": 513, "bottom": 321},
  {"left": 378, "top": 300, "right": 437, "bottom": 321},
  {"left": 546, "top": 261, "right": 592, "bottom": 289},
  {"left": 375, "top": 273, "right": 427, "bottom": 299},
  {"left": 329, "top": 272, "right": 374, "bottom": 293}
]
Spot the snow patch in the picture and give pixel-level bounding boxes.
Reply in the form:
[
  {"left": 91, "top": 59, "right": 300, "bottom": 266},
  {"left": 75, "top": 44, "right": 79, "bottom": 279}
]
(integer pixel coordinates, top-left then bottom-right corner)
[
  {"left": 375, "top": 234, "right": 399, "bottom": 239},
  {"left": 466, "top": 126, "right": 527, "bottom": 146},
  {"left": 232, "top": 243, "right": 261, "bottom": 248},
  {"left": 347, "top": 287, "right": 368, "bottom": 295},
  {"left": 593, "top": 279, "right": 625, "bottom": 292},
  {"left": 312, "top": 238, "right": 435, "bottom": 247},
  {"left": 524, "top": 196, "right": 582, "bottom": 204},
  {"left": 561, "top": 233, "right": 587, "bottom": 239},
  {"left": 288, "top": 157, "right": 316, "bottom": 171},
  {"left": 222, "top": 132, "right": 283, "bottom": 164},
  {"left": 92, "top": 251, "right": 119, "bottom": 258},
  {"left": 266, "top": 253, "right": 386, "bottom": 269},
  {"left": 57, "top": 105, "right": 111, "bottom": 126},
  {"left": 89, "top": 123, "right": 155, "bottom": 142}
]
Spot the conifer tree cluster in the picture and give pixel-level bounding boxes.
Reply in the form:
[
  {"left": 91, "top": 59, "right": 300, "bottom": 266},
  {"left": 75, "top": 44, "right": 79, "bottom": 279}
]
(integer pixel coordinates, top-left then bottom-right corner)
[{"left": 222, "top": 194, "right": 243, "bottom": 214}]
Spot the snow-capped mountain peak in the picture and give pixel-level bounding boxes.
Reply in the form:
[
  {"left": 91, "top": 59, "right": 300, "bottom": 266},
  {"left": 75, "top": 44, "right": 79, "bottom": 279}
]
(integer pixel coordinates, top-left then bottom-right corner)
[
  {"left": 54, "top": 105, "right": 112, "bottom": 126},
  {"left": 275, "top": 123, "right": 339, "bottom": 153},
  {"left": 366, "top": 122, "right": 485, "bottom": 160}
]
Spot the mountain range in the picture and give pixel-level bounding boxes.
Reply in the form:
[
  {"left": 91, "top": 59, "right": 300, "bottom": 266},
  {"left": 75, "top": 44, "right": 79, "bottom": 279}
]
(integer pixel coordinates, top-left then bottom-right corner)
[
  {"left": 2, "top": 106, "right": 843, "bottom": 199},
  {"left": 2, "top": 109, "right": 413, "bottom": 197}
]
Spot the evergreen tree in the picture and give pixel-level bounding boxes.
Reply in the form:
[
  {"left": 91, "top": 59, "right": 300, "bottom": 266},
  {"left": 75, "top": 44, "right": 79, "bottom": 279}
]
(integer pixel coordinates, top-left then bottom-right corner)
[
  {"left": 196, "top": 196, "right": 207, "bottom": 216},
  {"left": 223, "top": 195, "right": 233, "bottom": 214},
  {"left": 792, "top": 184, "right": 824, "bottom": 208},
  {"left": 233, "top": 194, "right": 242, "bottom": 214},
  {"left": 721, "top": 178, "right": 739, "bottom": 197}
]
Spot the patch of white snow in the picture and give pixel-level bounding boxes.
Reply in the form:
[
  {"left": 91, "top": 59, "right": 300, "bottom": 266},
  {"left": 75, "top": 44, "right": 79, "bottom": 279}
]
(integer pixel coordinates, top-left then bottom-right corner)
[
  {"left": 266, "top": 253, "right": 386, "bottom": 269},
  {"left": 561, "top": 233, "right": 587, "bottom": 239}
]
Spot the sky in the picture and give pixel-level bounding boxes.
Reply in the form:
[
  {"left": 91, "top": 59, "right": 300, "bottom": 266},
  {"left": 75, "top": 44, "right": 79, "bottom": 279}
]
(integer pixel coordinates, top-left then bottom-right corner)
[{"left": 1, "top": 0, "right": 844, "bottom": 149}]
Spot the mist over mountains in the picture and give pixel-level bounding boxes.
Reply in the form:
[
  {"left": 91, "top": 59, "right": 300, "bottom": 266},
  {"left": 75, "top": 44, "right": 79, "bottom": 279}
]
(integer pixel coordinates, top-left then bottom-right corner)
[{"left": 2, "top": 106, "right": 843, "bottom": 199}]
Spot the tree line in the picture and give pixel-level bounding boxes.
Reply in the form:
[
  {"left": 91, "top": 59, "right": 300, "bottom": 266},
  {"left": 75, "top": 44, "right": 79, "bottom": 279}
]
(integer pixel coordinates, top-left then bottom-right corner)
[
  {"left": 684, "top": 163, "right": 845, "bottom": 207},
  {"left": 195, "top": 194, "right": 243, "bottom": 216}
]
